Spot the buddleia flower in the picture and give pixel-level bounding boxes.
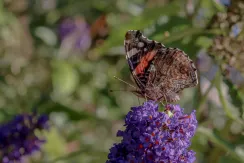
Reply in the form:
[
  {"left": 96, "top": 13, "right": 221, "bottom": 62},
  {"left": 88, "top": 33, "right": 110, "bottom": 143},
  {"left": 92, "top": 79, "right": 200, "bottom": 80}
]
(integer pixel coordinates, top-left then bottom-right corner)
[
  {"left": 0, "top": 113, "right": 49, "bottom": 163},
  {"left": 107, "top": 101, "right": 197, "bottom": 163}
]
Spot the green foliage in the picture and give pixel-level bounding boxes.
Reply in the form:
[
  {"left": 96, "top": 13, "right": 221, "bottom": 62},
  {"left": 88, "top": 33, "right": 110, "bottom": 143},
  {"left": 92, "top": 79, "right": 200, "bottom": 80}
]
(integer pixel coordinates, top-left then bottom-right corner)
[{"left": 0, "top": 0, "right": 244, "bottom": 162}]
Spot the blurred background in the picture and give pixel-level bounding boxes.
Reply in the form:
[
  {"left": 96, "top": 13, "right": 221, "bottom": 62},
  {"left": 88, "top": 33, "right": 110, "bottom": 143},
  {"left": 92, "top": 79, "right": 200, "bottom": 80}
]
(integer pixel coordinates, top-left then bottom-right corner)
[{"left": 0, "top": 0, "right": 244, "bottom": 162}]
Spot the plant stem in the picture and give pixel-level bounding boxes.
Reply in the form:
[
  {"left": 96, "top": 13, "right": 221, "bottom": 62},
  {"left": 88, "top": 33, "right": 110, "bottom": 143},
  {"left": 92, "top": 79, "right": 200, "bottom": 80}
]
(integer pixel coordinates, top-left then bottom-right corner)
[
  {"left": 197, "top": 127, "right": 244, "bottom": 162},
  {"left": 215, "top": 69, "right": 244, "bottom": 125},
  {"left": 196, "top": 74, "right": 218, "bottom": 119},
  {"left": 191, "top": 0, "right": 203, "bottom": 20}
]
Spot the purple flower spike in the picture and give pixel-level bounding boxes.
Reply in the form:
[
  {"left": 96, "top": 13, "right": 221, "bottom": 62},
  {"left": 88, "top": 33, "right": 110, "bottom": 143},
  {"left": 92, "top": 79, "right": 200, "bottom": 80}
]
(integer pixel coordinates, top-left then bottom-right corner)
[
  {"left": 107, "top": 101, "right": 198, "bottom": 163},
  {"left": 0, "top": 113, "right": 49, "bottom": 162}
]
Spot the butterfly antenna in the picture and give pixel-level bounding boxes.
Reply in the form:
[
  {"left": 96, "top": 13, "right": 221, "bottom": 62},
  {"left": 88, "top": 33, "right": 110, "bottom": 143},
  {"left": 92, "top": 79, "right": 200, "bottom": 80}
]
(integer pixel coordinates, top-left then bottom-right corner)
[{"left": 113, "top": 76, "right": 137, "bottom": 89}]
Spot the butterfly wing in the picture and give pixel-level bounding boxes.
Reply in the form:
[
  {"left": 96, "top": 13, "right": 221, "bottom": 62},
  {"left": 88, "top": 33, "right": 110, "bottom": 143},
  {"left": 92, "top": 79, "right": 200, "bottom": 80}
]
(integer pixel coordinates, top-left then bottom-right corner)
[
  {"left": 147, "top": 47, "right": 198, "bottom": 102},
  {"left": 124, "top": 30, "right": 164, "bottom": 91},
  {"left": 124, "top": 30, "right": 198, "bottom": 102}
]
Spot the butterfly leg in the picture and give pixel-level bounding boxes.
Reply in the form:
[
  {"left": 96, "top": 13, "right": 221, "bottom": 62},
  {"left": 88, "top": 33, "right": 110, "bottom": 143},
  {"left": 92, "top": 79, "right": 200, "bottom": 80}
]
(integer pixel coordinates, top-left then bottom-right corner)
[
  {"left": 137, "top": 97, "right": 141, "bottom": 105},
  {"left": 163, "top": 94, "right": 168, "bottom": 105},
  {"left": 156, "top": 93, "right": 166, "bottom": 106},
  {"left": 160, "top": 101, "right": 165, "bottom": 106},
  {"left": 159, "top": 95, "right": 165, "bottom": 106},
  {"left": 144, "top": 94, "right": 148, "bottom": 101}
]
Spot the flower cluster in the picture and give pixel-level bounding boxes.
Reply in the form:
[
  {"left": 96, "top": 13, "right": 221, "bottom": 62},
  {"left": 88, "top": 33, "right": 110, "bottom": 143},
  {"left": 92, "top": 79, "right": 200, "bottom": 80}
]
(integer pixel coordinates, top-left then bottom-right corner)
[
  {"left": 58, "top": 17, "right": 91, "bottom": 52},
  {"left": 107, "top": 101, "right": 197, "bottom": 163},
  {"left": 0, "top": 113, "right": 49, "bottom": 163}
]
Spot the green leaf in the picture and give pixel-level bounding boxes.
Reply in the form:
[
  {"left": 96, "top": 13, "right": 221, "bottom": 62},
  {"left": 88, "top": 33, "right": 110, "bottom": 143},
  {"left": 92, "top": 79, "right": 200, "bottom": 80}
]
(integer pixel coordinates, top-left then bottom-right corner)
[
  {"left": 196, "top": 36, "right": 213, "bottom": 49},
  {"left": 52, "top": 60, "right": 80, "bottom": 97},
  {"left": 150, "top": 16, "right": 203, "bottom": 58},
  {"left": 39, "top": 101, "right": 96, "bottom": 121},
  {"left": 154, "top": 28, "right": 203, "bottom": 59},
  {"left": 34, "top": 27, "right": 57, "bottom": 46},
  {"left": 151, "top": 16, "right": 191, "bottom": 38},
  {"left": 220, "top": 156, "right": 242, "bottom": 163},
  {"left": 43, "top": 128, "right": 66, "bottom": 160}
]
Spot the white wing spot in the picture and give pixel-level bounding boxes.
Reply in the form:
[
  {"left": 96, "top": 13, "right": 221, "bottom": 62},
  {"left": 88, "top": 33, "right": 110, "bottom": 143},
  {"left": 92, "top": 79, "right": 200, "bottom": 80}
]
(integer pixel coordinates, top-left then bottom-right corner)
[
  {"left": 127, "top": 48, "right": 140, "bottom": 58},
  {"left": 138, "top": 42, "right": 144, "bottom": 47}
]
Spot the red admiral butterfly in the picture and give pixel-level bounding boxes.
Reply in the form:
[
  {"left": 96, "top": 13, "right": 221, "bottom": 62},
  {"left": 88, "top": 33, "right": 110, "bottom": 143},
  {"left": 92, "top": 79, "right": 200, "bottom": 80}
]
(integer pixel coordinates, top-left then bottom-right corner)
[{"left": 124, "top": 30, "right": 198, "bottom": 103}]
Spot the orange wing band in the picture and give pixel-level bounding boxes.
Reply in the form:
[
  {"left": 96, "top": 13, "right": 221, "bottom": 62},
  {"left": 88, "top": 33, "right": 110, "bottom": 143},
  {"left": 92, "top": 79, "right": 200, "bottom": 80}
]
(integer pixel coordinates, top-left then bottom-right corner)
[{"left": 134, "top": 51, "right": 157, "bottom": 75}]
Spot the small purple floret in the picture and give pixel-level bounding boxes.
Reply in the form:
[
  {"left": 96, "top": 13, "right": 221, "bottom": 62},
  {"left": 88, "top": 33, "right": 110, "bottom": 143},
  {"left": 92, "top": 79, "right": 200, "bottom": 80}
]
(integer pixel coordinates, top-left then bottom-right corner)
[{"left": 107, "top": 101, "right": 198, "bottom": 163}]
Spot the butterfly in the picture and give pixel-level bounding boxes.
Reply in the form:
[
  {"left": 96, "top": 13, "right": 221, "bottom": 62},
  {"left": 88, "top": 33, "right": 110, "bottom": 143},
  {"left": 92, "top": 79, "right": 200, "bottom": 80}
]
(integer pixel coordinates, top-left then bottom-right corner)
[{"left": 124, "top": 30, "right": 198, "bottom": 103}]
